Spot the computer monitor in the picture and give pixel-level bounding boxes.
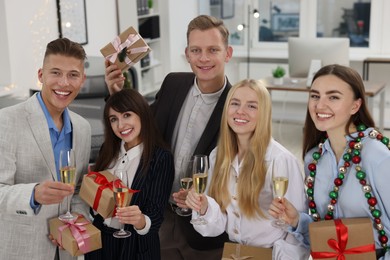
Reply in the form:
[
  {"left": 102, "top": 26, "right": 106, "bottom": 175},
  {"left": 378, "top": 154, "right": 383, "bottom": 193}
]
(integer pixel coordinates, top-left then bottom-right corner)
[{"left": 288, "top": 37, "right": 350, "bottom": 78}]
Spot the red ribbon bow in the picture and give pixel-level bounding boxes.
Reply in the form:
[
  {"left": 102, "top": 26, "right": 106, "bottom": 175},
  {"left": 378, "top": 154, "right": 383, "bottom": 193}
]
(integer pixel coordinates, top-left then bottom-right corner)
[
  {"left": 57, "top": 215, "right": 91, "bottom": 253},
  {"left": 87, "top": 171, "right": 140, "bottom": 216},
  {"left": 311, "top": 219, "right": 375, "bottom": 259}
]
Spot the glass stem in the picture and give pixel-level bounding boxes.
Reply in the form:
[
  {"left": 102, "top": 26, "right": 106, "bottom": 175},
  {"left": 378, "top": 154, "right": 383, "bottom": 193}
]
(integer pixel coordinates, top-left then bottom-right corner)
[{"left": 66, "top": 194, "right": 71, "bottom": 214}]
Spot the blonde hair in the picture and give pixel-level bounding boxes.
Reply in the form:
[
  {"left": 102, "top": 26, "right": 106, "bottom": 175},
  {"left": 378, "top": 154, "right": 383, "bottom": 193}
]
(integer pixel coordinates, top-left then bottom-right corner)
[{"left": 209, "top": 79, "right": 272, "bottom": 218}]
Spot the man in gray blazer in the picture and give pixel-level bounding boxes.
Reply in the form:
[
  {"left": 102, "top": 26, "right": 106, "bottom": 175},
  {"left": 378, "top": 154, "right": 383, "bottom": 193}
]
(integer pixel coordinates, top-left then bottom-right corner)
[{"left": 0, "top": 38, "right": 91, "bottom": 260}]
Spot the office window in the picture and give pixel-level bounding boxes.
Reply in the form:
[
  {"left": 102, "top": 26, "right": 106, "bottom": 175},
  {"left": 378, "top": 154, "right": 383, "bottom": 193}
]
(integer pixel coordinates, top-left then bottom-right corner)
[
  {"left": 257, "top": 0, "right": 300, "bottom": 42},
  {"left": 199, "top": 0, "right": 246, "bottom": 46},
  {"left": 317, "top": 0, "right": 371, "bottom": 47}
]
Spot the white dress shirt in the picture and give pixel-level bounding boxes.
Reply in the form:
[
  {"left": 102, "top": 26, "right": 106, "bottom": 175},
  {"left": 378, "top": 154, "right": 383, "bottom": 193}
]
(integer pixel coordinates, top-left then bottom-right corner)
[{"left": 170, "top": 77, "right": 226, "bottom": 195}]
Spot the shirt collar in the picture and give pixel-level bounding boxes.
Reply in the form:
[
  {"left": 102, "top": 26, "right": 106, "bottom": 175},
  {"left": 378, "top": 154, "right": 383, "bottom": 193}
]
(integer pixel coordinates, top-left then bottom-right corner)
[
  {"left": 192, "top": 77, "right": 227, "bottom": 105},
  {"left": 36, "top": 92, "right": 71, "bottom": 133},
  {"left": 118, "top": 141, "right": 144, "bottom": 161},
  {"left": 321, "top": 127, "right": 373, "bottom": 155}
]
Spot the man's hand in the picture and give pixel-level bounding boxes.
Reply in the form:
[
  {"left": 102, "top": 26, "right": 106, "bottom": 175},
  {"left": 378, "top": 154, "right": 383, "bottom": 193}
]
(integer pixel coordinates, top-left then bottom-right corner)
[
  {"left": 34, "top": 180, "right": 74, "bottom": 205},
  {"left": 105, "top": 60, "right": 125, "bottom": 95},
  {"left": 172, "top": 189, "right": 189, "bottom": 208}
]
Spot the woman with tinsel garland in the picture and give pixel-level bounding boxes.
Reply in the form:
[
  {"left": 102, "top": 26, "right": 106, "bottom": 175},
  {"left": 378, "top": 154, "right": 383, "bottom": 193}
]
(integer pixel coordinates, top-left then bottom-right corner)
[{"left": 269, "top": 64, "right": 390, "bottom": 259}]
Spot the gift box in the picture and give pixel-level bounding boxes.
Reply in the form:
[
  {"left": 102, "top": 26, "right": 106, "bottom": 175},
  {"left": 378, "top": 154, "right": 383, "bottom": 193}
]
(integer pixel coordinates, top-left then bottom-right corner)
[
  {"left": 222, "top": 242, "right": 272, "bottom": 260},
  {"left": 309, "top": 218, "right": 376, "bottom": 260},
  {"left": 49, "top": 214, "right": 101, "bottom": 256},
  {"left": 100, "top": 26, "right": 151, "bottom": 71},
  {"left": 79, "top": 171, "right": 134, "bottom": 219}
]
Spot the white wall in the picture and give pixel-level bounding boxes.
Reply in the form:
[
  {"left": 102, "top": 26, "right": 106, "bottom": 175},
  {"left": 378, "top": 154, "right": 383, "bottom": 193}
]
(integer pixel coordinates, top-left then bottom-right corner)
[{"left": 1, "top": 0, "right": 117, "bottom": 97}]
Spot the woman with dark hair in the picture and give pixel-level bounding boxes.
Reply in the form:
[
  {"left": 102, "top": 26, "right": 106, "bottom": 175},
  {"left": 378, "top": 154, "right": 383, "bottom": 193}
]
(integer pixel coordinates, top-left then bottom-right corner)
[
  {"left": 85, "top": 89, "right": 174, "bottom": 260},
  {"left": 269, "top": 64, "right": 390, "bottom": 259}
]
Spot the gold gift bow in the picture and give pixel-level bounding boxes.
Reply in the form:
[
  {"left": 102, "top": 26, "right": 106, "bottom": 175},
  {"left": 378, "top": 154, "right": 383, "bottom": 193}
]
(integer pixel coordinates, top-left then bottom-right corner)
[{"left": 105, "top": 34, "right": 149, "bottom": 65}]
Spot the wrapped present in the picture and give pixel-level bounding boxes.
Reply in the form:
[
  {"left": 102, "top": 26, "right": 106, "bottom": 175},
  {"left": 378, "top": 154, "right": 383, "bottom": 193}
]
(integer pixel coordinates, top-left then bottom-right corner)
[
  {"left": 100, "top": 26, "right": 151, "bottom": 71},
  {"left": 222, "top": 242, "right": 272, "bottom": 260},
  {"left": 79, "top": 171, "right": 137, "bottom": 219},
  {"left": 49, "top": 214, "right": 101, "bottom": 256},
  {"left": 309, "top": 218, "right": 376, "bottom": 260}
]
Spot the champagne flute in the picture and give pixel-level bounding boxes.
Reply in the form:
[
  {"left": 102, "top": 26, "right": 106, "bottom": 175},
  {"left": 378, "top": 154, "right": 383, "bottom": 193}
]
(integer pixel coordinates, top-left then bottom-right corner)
[
  {"left": 176, "top": 156, "right": 194, "bottom": 216},
  {"left": 113, "top": 169, "right": 132, "bottom": 238},
  {"left": 271, "top": 162, "right": 289, "bottom": 229},
  {"left": 58, "top": 149, "right": 77, "bottom": 221},
  {"left": 190, "top": 155, "right": 208, "bottom": 225}
]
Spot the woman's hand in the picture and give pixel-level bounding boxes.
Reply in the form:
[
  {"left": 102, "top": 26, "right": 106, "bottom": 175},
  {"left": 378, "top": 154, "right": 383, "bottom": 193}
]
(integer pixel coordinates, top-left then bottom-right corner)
[
  {"left": 116, "top": 205, "right": 146, "bottom": 230},
  {"left": 268, "top": 197, "right": 300, "bottom": 228},
  {"left": 185, "top": 188, "right": 208, "bottom": 215}
]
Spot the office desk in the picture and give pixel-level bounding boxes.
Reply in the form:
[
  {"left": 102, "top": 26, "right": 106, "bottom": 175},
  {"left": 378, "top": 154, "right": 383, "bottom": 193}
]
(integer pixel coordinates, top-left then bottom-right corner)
[
  {"left": 362, "top": 58, "right": 390, "bottom": 80},
  {"left": 260, "top": 77, "right": 386, "bottom": 131}
]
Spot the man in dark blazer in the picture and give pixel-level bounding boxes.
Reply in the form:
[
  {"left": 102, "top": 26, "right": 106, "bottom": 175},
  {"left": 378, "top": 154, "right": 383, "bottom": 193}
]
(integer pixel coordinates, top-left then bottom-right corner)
[{"left": 105, "top": 15, "right": 233, "bottom": 260}]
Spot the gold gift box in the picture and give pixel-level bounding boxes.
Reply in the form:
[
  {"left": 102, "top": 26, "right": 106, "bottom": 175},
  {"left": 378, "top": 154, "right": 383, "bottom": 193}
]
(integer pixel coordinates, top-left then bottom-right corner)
[
  {"left": 309, "top": 218, "right": 376, "bottom": 260},
  {"left": 100, "top": 26, "right": 151, "bottom": 71},
  {"left": 49, "top": 214, "right": 101, "bottom": 256},
  {"left": 222, "top": 242, "right": 272, "bottom": 260},
  {"left": 79, "top": 171, "right": 132, "bottom": 219}
]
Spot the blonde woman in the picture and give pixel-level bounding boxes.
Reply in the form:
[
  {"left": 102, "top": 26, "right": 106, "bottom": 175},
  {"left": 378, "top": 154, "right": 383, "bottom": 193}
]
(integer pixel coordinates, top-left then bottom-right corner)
[{"left": 185, "top": 79, "right": 310, "bottom": 259}]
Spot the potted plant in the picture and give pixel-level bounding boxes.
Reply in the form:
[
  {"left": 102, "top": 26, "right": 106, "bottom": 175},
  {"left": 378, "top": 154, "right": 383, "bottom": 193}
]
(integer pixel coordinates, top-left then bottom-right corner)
[{"left": 272, "top": 66, "right": 286, "bottom": 85}]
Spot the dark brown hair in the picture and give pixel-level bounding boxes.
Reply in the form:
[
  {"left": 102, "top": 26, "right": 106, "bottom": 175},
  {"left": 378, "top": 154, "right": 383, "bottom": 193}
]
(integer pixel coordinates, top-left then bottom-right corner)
[
  {"left": 93, "top": 89, "right": 166, "bottom": 174},
  {"left": 186, "top": 15, "right": 229, "bottom": 46},
  {"left": 302, "top": 64, "right": 375, "bottom": 158},
  {"left": 43, "top": 38, "right": 86, "bottom": 63}
]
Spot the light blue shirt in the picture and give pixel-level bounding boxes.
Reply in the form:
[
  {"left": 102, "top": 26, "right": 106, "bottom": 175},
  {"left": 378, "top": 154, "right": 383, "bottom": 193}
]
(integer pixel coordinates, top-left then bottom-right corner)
[
  {"left": 30, "top": 93, "right": 72, "bottom": 211},
  {"left": 292, "top": 127, "right": 390, "bottom": 259}
]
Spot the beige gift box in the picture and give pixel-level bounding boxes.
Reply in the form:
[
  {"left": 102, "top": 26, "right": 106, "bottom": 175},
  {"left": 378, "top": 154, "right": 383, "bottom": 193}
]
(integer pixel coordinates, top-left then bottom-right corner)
[
  {"left": 222, "top": 242, "right": 272, "bottom": 260},
  {"left": 100, "top": 26, "right": 151, "bottom": 71},
  {"left": 79, "top": 171, "right": 133, "bottom": 219},
  {"left": 309, "top": 218, "right": 376, "bottom": 260},
  {"left": 49, "top": 214, "right": 101, "bottom": 256}
]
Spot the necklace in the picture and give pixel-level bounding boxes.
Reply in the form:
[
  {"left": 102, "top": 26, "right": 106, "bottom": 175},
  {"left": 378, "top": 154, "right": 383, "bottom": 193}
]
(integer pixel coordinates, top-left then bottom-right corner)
[{"left": 306, "top": 124, "right": 390, "bottom": 252}]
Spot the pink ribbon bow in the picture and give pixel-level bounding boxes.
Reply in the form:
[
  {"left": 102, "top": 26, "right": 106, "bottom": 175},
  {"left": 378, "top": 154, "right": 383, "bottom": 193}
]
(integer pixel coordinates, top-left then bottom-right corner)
[
  {"left": 57, "top": 215, "right": 91, "bottom": 253},
  {"left": 105, "top": 34, "right": 149, "bottom": 65}
]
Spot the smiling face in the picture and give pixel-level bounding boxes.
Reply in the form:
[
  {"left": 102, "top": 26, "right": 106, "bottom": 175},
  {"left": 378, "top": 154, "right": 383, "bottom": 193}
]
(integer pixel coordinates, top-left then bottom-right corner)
[
  {"left": 185, "top": 28, "right": 232, "bottom": 93},
  {"left": 108, "top": 108, "right": 142, "bottom": 150},
  {"left": 308, "top": 75, "right": 361, "bottom": 135},
  {"left": 38, "top": 54, "right": 86, "bottom": 118},
  {"left": 227, "top": 86, "right": 259, "bottom": 140}
]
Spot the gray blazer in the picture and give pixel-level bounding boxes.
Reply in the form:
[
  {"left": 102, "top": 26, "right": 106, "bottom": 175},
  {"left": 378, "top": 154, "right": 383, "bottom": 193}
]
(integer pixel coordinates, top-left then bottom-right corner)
[{"left": 0, "top": 94, "right": 91, "bottom": 260}]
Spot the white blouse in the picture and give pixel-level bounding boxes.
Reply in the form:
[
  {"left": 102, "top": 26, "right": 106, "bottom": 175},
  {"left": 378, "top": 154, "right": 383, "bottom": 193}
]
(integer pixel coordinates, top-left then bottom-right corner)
[
  {"left": 99, "top": 142, "right": 151, "bottom": 234},
  {"left": 193, "top": 139, "right": 310, "bottom": 259}
]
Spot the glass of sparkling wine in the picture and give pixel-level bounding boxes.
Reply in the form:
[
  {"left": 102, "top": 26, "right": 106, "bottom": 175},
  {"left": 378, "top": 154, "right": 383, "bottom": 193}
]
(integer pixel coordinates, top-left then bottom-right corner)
[
  {"left": 271, "top": 165, "right": 289, "bottom": 229},
  {"left": 190, "top": 155, "right": 208, "bottom": 225},
  {"left": 176, "top": 156, "right": 194, "bottom": 216},
  {"left": 58, "top": 149, "right": 77, "bottom": 221},
  {"left": 113, "top": 169, "right": 131, "bottom": 238}
]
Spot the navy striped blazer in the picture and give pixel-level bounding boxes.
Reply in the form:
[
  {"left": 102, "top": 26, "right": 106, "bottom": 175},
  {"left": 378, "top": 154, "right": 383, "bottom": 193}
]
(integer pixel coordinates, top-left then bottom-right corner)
[{"left": 86, "top": 146, "right": 174, "bottom": 260}]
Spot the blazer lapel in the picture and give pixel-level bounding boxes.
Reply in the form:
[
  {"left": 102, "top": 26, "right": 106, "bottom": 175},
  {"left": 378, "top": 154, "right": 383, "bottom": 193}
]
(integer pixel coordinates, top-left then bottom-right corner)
[
  {"left": 194, "top": 80, "right": 232, "bottom": 155},
  {"left": 165, "top": 75, "right": 194, "bottom": 144},
  {"left": 26, "top": 97, "right": 57, "bottom": 181}
]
